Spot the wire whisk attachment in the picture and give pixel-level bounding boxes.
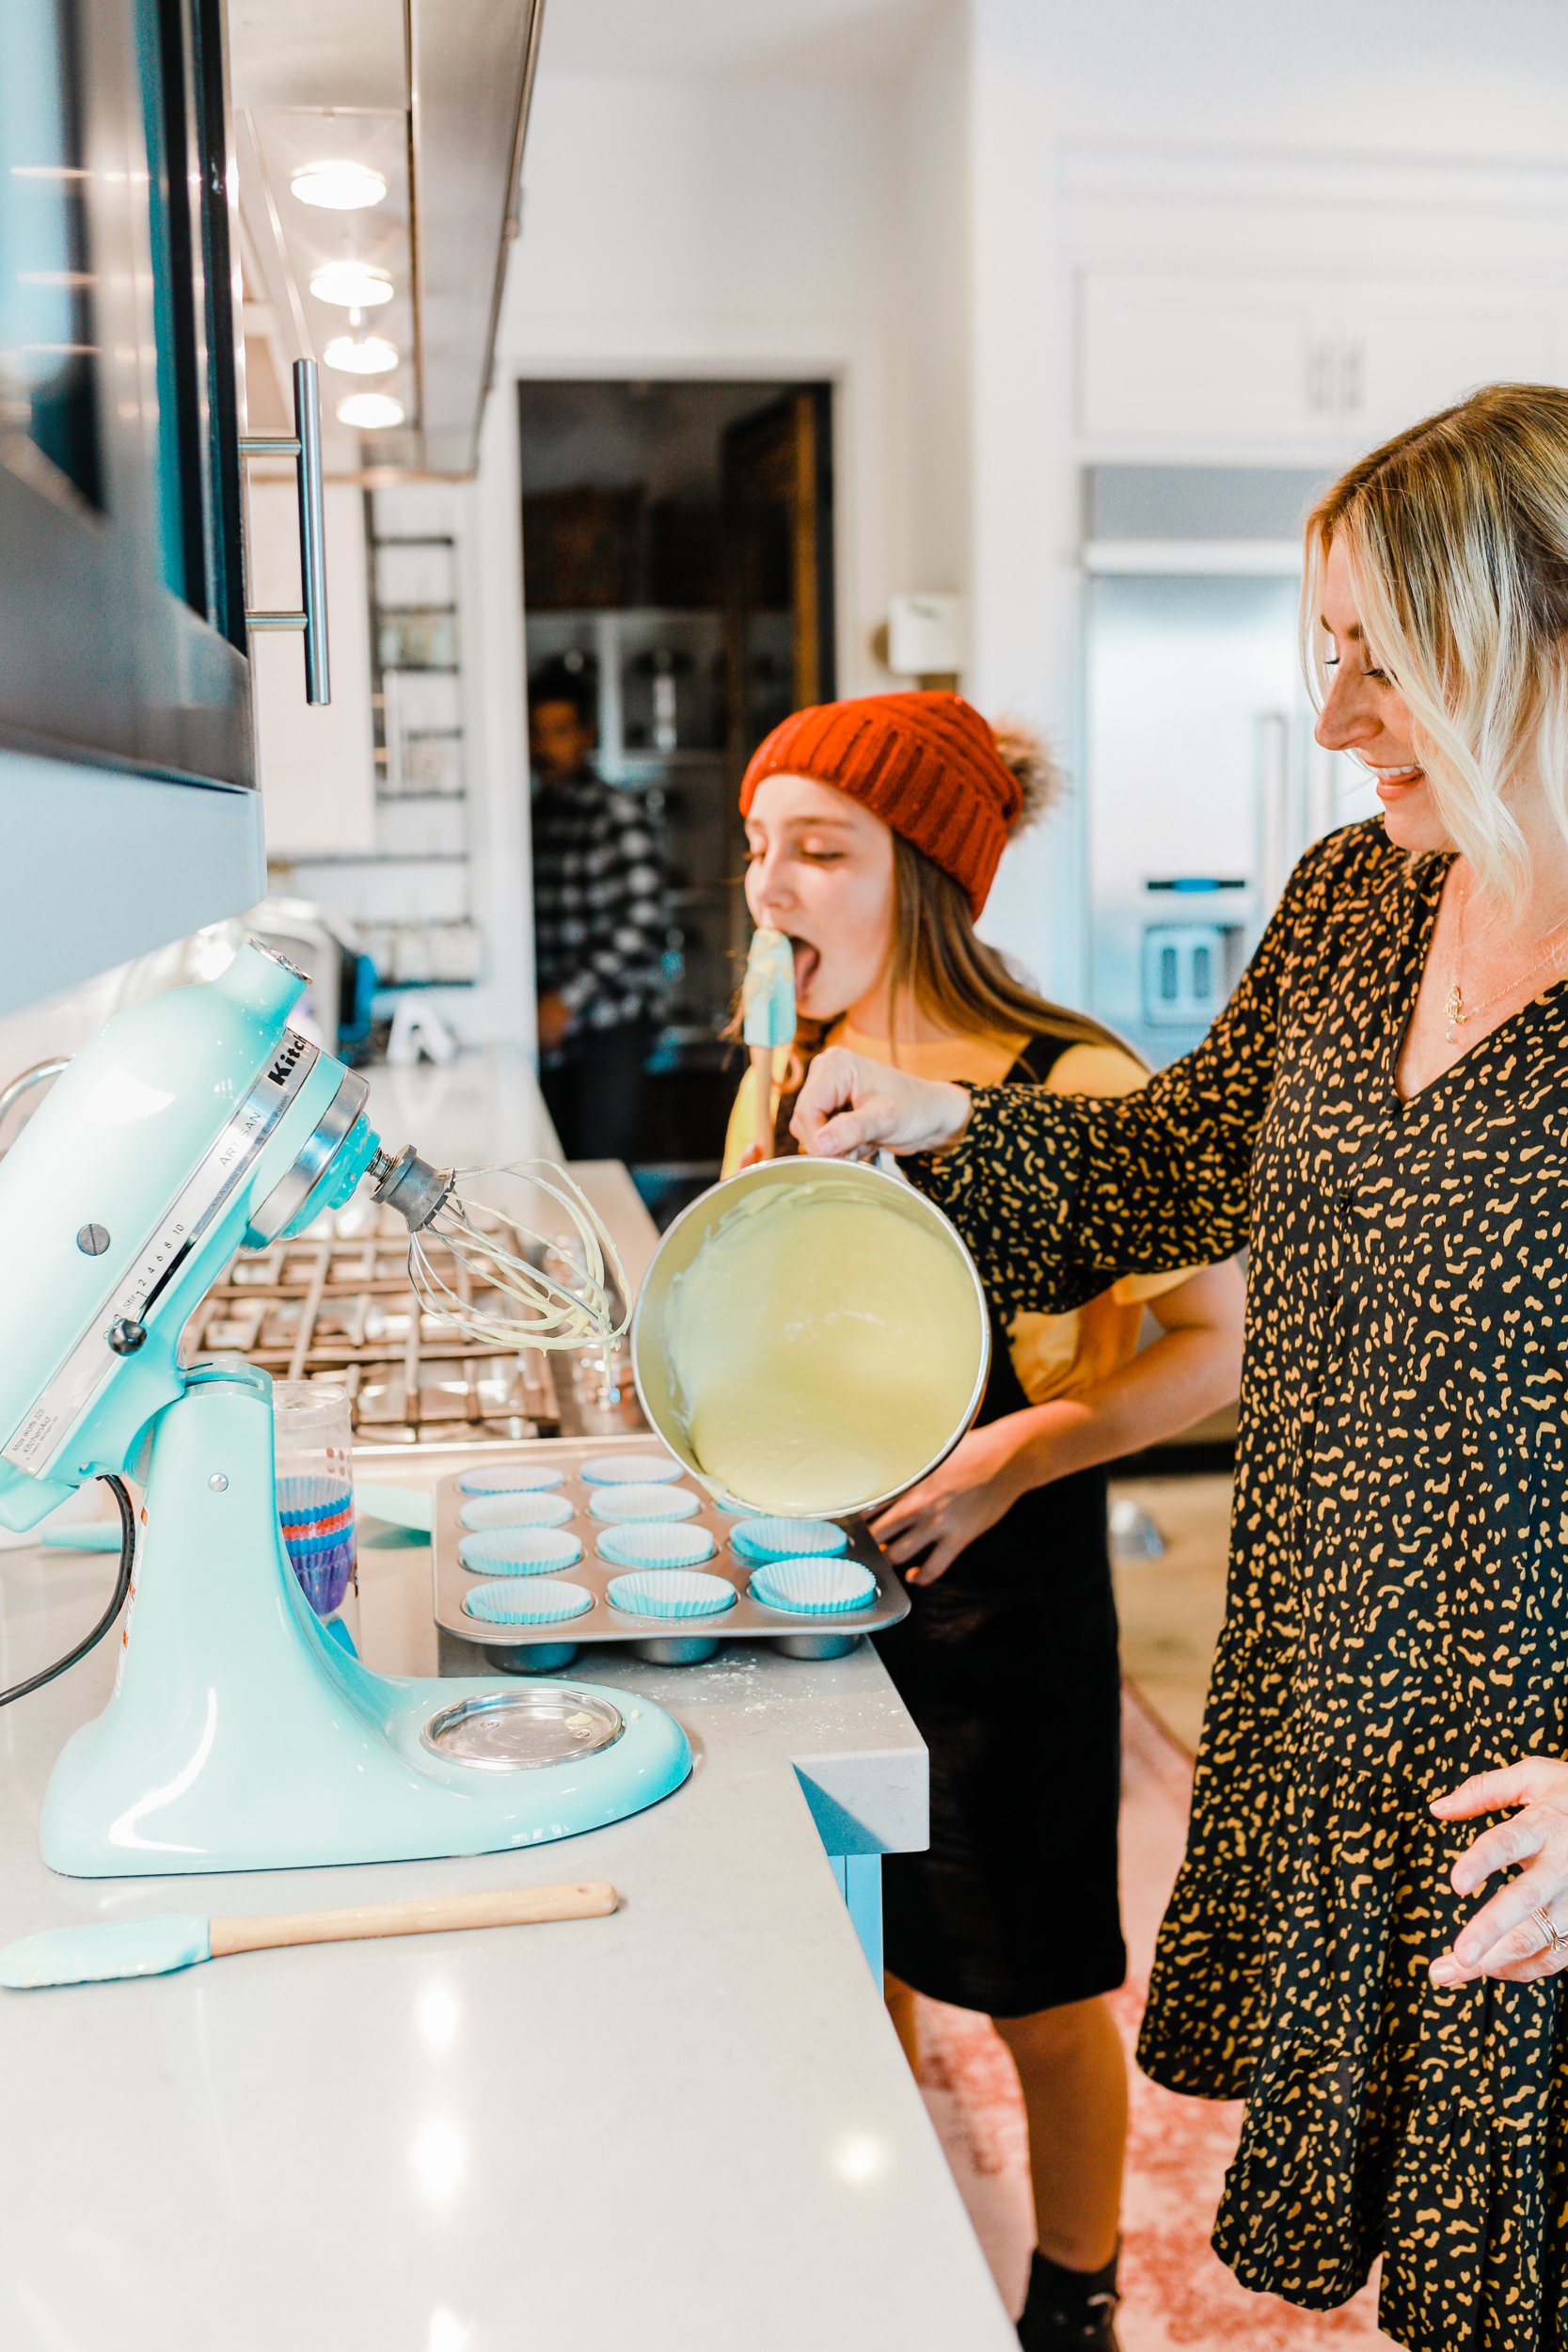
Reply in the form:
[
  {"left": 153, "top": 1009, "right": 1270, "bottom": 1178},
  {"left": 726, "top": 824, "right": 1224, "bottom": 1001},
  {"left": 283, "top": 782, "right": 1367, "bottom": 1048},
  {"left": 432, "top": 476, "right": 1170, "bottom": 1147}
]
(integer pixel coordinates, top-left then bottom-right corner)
[{"left": 404, "top": 1159, "right": 632, "bottom": 1355}]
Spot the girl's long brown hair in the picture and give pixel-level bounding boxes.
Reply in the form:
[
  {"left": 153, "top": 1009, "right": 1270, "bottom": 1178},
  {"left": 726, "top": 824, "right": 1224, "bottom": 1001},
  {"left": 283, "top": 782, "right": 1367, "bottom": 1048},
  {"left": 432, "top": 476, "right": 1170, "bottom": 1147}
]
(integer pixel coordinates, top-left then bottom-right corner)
[{"left": 882, "top": 834, "right": 1115, "bottom": 1055}]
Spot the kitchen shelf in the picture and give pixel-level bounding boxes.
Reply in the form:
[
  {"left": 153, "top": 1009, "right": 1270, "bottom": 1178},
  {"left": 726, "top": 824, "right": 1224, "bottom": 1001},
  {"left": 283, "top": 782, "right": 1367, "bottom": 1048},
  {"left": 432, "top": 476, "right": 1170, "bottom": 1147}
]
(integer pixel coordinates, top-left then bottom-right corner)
[
  {"left": 374, "top": 976, "right": 479, "bottom": 993},
  {"left": 288, "top": 850, "right": 470, "bottom": 867},
  {"left": 312, "top": 496, "right": 479, "bottom": 994}
]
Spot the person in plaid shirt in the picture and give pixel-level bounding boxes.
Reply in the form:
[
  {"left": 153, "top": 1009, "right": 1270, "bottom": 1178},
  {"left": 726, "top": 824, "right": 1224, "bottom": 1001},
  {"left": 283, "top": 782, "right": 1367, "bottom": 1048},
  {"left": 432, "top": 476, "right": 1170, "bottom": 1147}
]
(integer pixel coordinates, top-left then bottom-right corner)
[{"left": 529, "top": 657, "right": 669, "bottom": 1161}]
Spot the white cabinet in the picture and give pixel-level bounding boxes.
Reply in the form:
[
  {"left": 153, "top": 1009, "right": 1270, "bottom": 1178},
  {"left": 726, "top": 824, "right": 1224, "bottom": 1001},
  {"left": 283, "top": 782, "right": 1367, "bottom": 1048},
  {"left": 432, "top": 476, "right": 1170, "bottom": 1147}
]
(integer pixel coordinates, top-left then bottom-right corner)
[
  {"left": 1340, "top": 284, "right": 1560, "bottom": 440},
  {"left": 1079, "top": 269, "right": 1566, "bottom": 451},
  {"left": 250, "top": 483, "right": 378, "bottom": 856},
  {"left": 1080, "top": 272, "right": 1340, "bottom": 445}
]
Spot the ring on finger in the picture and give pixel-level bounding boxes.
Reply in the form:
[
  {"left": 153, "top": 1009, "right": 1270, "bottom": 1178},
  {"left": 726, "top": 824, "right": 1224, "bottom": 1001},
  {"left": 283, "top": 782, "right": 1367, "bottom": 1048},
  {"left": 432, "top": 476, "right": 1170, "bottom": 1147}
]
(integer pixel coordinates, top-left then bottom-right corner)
[{"left": 1532, "top": 1903, "right": 1567, "bottom": 1956}]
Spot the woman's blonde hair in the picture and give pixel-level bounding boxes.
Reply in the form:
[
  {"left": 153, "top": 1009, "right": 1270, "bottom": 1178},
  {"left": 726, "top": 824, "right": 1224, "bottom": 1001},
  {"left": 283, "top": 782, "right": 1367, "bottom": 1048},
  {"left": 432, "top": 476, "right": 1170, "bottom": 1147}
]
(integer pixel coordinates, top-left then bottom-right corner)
[{"left": 1303, "top": 383, "right": 1568, "bottom": 903}]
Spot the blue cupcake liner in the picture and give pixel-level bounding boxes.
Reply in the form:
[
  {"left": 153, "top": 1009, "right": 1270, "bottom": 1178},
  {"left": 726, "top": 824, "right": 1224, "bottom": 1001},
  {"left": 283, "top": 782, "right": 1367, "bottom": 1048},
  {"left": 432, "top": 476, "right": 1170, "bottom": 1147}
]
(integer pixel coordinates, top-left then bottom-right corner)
[
  {"left": 579, "top": 1452, "right": 685, "bottom": 1486},
  {"left": 282, "top": 1522, "right": 356, "bottom": 1560},
  {"left": 458, "top": 1464, "right": 564, "bottom": 1496},
  {"left": 730, "top": 1517, "right": 848, "bottom": 1565},
  {"left": 459, "top": 1492, "right": 574, "bottom": 1533},
  {"left": 595, "top": 1522, "right": 717, "bottom": 1570},
  {"left": 748, "top": 1559, "right": 877, "bottom": 1616},
  {"left": 463, "top": 1578, "right": 594, "bottom": 1626},
  {"left": 458, "top": 1527, "right": 583, "bottom": 1577},
  {"left": 287, "top": 1541, "right": 356, "bottom": 1616},
  {"left": 589, "top": 1484, "right": 701, "bottom": 1524},
  {"left": 606, "top": 1569, "right": 737, "bottom": 1621}
]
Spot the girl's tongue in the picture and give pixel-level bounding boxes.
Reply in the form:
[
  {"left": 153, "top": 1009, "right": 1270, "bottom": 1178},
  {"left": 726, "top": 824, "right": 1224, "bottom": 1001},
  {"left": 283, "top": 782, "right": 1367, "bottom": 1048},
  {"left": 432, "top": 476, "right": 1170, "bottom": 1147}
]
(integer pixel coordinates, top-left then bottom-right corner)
[{"left": 790, "top": 937, "right": 821, "bottom": 1000}]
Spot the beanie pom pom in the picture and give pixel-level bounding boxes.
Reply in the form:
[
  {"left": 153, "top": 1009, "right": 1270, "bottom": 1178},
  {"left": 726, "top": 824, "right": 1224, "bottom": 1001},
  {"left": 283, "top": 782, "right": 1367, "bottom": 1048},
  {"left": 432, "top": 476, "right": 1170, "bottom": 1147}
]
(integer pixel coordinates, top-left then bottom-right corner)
[{"left": 990, "top": 721, "right": 1066, "bottom": 834}]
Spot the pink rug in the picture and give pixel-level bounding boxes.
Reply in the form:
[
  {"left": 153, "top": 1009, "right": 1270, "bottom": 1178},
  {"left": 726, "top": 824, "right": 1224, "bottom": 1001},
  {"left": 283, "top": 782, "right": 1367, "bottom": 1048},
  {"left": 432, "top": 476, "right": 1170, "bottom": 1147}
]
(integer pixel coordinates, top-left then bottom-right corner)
[{"left": 912, "top": 1688, "right": 1386, "bottom": 2345}]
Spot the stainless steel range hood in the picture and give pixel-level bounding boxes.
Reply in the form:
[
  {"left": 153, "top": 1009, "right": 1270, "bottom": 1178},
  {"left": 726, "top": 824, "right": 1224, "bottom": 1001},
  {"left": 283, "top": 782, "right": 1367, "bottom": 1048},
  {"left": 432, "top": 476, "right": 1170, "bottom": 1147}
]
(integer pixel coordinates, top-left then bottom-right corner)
[{"left": 229, "top": 0, "right": 545, "bottom": 478}]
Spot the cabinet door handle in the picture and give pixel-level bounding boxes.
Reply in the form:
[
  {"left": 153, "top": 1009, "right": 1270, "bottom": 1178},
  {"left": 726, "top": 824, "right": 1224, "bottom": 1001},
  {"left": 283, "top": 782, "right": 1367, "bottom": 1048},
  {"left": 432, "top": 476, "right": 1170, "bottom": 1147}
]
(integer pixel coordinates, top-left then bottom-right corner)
[
  {"left": 240, "top": 358, "right": 331, "bottom": 706},
  {"left": 1339, "top": 340, "right": 1364, "bottom": 416},
  {"left": 1306, "top": 340, "right": 1332, "bottom": 414}
]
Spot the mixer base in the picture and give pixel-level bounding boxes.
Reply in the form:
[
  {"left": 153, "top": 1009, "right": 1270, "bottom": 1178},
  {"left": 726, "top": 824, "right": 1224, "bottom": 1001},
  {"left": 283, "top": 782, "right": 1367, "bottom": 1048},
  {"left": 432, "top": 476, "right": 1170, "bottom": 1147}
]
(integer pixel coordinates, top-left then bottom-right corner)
[{"left": 39, "top": 1368, "right": 690, "bottom": 1878}]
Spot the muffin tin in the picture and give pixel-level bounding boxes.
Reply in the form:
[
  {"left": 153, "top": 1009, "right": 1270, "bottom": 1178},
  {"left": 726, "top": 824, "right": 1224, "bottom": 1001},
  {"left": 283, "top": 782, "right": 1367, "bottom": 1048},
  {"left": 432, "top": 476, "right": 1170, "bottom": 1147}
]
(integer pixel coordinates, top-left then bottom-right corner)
[{"left": 432, "top": 1436, "right": 908, "bottom": 1672}]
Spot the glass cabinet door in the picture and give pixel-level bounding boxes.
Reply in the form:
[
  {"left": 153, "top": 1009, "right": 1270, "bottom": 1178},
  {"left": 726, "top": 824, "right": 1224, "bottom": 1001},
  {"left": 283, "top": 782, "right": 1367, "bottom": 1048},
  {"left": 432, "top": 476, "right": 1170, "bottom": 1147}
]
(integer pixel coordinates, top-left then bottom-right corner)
[
  {"left": 0, "top": 0, "right": 103, "bottom": 511},
  {"left": 0, "top": 0, "right": 251, "bottom": 789}
]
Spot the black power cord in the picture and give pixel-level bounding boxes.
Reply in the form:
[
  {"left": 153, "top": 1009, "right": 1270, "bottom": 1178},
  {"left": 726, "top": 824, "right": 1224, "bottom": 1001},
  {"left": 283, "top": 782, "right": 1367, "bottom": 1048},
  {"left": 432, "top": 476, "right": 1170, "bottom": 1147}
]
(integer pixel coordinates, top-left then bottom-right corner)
[{"left": 0, "top": 1474, "right": 136, "bottom": 1709}]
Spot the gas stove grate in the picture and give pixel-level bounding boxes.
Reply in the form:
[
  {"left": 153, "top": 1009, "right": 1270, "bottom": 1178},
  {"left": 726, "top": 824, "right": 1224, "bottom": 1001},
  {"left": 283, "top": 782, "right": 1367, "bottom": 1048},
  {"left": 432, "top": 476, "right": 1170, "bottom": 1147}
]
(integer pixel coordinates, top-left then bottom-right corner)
[{"left": 184, "top": 1207, "right": 561, "bottom": 1445}]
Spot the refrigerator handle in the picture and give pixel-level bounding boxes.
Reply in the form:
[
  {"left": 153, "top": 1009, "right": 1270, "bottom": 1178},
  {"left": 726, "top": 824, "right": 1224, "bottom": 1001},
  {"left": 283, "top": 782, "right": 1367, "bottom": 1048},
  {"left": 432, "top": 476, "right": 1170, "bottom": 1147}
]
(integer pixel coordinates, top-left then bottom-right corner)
[{"left": 1253, "top": 711, "right": 1291, "bottom": 920}]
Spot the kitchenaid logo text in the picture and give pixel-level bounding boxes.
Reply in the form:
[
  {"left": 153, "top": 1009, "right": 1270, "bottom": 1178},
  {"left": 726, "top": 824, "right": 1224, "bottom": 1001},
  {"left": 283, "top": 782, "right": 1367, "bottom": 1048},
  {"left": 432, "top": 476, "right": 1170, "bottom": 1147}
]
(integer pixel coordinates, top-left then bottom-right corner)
[{"left": 266, "top": 1033, "right": 310, "bottom": 1089}]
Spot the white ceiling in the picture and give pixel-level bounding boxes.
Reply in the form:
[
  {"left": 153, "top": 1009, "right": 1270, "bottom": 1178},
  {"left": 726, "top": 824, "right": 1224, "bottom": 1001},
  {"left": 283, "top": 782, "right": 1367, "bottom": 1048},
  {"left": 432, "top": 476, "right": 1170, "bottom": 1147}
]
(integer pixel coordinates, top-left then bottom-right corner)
[{"left": 534, "top": 0, "right": 942, "bottom": 81}]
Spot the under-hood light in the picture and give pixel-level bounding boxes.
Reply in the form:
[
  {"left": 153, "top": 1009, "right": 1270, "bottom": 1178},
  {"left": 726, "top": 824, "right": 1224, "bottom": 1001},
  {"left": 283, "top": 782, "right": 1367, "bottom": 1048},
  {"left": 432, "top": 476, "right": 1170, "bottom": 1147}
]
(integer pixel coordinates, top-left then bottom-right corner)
[
  {"left": 309, "top": 262, "right": 393, "bottom": 310},
  {"left": 291, "top": 160, "right": 388, "bottom": 212},
  {"left": 337, "top": 391, "right": 405, "bottom": 431},
  {"left": 324, "top": 333, "right": 400, "bottom": 376}
]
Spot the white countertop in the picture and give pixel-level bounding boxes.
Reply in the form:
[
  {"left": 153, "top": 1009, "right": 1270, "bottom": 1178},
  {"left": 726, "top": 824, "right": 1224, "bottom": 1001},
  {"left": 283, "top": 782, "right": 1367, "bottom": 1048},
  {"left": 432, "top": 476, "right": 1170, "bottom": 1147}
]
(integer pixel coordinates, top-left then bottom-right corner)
[
  {"left": 361, "top": 1048, "right": 563, "bottom": 1174},
  {"left": 0, "top": 1488, "right": 1016, "bottom": 2352}
]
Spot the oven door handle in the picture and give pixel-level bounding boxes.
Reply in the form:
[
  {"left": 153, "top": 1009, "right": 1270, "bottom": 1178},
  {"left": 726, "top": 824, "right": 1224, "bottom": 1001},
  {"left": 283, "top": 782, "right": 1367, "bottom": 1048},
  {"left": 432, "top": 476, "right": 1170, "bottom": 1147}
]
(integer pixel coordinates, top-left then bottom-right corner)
[{"left": 239, "top": 358, "right": 330, "bottom": 705}]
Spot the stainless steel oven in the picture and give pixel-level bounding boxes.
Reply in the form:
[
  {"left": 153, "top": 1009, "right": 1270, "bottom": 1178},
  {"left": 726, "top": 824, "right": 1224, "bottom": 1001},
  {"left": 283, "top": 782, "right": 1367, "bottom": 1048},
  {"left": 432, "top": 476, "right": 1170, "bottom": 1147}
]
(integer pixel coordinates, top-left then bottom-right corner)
[{"left": 0, "top": 0, "right": 251, "bottom": 789}]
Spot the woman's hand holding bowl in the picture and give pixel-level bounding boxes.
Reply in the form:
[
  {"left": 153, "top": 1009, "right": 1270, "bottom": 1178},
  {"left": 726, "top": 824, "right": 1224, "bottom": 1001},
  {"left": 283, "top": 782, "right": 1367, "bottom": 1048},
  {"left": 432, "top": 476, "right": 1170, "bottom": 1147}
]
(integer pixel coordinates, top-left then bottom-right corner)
[{"left": 790, "top": 1048, "right": 973, "bottom": 1160}]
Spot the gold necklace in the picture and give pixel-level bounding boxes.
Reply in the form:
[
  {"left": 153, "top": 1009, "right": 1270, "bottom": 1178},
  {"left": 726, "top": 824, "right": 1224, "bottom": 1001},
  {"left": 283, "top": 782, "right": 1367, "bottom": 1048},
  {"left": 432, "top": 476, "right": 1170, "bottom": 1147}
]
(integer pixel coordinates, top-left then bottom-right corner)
[{"left": 1444, "top": 871, "right": 1568, "bottom": 1043}]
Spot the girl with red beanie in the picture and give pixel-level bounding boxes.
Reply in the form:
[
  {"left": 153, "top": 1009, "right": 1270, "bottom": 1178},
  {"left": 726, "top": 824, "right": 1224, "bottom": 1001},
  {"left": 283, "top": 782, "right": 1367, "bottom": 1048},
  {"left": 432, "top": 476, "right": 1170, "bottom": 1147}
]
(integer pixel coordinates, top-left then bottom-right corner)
[{"left": 726, "top": 691, "right": 1245, "bottom": 2351}]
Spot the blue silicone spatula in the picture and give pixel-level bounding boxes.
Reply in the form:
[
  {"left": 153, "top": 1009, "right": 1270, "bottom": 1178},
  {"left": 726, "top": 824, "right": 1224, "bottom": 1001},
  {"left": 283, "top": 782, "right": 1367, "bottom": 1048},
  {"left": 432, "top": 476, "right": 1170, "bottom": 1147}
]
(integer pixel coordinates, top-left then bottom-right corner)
[
  {"left": 741, "top": 927, "right": 797, "bottom": 1162},
  {"left": 0, "top": 1880, "right": 618, "bottom": 1990}
]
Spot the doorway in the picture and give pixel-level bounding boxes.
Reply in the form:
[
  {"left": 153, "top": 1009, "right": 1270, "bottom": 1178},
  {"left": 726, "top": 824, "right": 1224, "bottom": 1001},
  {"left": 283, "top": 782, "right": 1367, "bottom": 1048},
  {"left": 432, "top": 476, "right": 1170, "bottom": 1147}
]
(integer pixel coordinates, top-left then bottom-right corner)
[{"left": 518, "top": 378, "right": 835, "bottom": 1218}]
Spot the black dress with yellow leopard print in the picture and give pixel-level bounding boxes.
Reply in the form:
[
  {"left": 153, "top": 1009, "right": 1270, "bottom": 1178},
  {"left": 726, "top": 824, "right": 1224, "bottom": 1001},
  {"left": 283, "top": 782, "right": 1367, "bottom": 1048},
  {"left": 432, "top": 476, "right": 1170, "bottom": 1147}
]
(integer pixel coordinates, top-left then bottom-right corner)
[{"left": 908, "top": 818, "right": 1568, "bottom": 2352}]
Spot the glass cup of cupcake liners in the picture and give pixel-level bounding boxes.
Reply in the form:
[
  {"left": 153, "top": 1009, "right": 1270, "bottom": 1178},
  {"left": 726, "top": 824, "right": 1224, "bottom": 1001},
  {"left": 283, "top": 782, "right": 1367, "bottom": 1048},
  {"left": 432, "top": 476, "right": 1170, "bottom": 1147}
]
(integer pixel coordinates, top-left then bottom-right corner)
[{"left": 274, "top": 1378, "right": 356, "bottom": 1632}]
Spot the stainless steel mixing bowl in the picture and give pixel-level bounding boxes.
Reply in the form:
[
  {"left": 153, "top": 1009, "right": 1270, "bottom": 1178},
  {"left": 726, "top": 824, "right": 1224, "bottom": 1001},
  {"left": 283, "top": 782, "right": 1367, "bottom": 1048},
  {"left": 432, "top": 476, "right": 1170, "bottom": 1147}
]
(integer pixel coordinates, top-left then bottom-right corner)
[{"left": 630, "top": 1155, "right": 990, "bottom": 1518}]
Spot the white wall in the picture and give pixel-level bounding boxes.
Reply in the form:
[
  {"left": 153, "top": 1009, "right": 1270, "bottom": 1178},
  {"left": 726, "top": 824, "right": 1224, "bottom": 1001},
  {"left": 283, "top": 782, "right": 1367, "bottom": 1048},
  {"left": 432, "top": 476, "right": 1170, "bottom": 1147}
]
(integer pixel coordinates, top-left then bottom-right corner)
[
  {"left": 891, "top": 1, "right": 970, "bottom": 598},
  {"left": 1022, "top": 0, "right": 1568, "bottom": 163},
  {"left": 501, "top": 70, "right": 905, "bottom": 695},
  {"left": 960, "top": 0, "right": 1084, "bottom": 1000}
]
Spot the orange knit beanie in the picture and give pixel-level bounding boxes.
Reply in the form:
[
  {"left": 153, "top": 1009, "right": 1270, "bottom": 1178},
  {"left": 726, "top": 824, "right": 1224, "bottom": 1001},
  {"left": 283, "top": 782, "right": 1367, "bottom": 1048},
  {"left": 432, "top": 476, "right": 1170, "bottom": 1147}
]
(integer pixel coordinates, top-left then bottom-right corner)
[{"left": 737, "top": 691, "right": 1023, "bottom": 917}]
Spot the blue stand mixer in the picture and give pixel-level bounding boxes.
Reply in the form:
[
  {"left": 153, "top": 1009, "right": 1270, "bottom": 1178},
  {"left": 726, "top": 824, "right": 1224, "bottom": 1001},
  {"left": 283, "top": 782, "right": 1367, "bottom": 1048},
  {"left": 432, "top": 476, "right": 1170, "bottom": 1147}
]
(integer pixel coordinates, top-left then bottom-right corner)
[{"left": 0, "top": 943, "right": 690, "bottom": 1876}]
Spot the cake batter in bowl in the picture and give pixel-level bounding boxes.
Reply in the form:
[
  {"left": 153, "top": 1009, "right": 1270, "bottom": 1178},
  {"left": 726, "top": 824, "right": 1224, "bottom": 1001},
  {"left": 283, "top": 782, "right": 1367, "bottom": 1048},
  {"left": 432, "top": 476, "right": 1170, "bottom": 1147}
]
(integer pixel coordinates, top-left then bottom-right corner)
[{"left": 631, "top": 1155, "right": 990, "bottom": 1519}]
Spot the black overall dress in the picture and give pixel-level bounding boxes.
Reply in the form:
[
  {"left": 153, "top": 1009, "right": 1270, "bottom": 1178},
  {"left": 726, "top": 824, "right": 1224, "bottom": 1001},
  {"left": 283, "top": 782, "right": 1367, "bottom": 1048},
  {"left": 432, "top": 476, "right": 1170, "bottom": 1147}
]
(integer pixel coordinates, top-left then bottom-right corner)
[{"left": 872, "top": 1034, "right": 1128, "bottom": 2019}]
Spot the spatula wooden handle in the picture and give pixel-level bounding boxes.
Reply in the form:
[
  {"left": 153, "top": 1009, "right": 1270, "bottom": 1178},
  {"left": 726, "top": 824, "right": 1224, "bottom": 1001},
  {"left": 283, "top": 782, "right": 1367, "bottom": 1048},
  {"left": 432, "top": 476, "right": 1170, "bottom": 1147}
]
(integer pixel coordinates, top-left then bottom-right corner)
[{"left": 208, "top": 1880, "right": 617, "bottom": 1959}]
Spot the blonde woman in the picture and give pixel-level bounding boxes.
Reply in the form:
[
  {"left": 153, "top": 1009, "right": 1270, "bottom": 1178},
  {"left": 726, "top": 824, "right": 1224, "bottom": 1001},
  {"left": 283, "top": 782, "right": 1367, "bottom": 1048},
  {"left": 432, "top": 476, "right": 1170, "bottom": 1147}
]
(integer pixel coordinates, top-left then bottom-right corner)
[
  {"left": 726, "top": 691, "right": 1246, "bottom": 2351},
  {"left": 791, "top": 384, "right": 1568, "bottom": 2351}
]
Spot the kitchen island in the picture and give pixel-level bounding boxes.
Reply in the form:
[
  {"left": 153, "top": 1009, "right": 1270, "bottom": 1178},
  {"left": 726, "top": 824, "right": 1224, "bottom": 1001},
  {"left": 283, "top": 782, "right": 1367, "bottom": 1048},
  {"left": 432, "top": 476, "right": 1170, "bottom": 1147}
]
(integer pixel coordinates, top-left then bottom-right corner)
[{"left": 0, "top": 1438, "right": 1016, "bottom": 2349}]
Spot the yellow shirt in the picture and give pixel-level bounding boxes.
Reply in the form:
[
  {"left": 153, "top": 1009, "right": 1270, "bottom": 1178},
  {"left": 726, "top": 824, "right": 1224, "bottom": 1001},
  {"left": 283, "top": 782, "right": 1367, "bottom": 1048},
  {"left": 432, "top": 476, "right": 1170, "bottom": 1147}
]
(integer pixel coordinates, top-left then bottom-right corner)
[{"left": 721, "top": 1022, "right": 1192, "bottom": 1406}]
